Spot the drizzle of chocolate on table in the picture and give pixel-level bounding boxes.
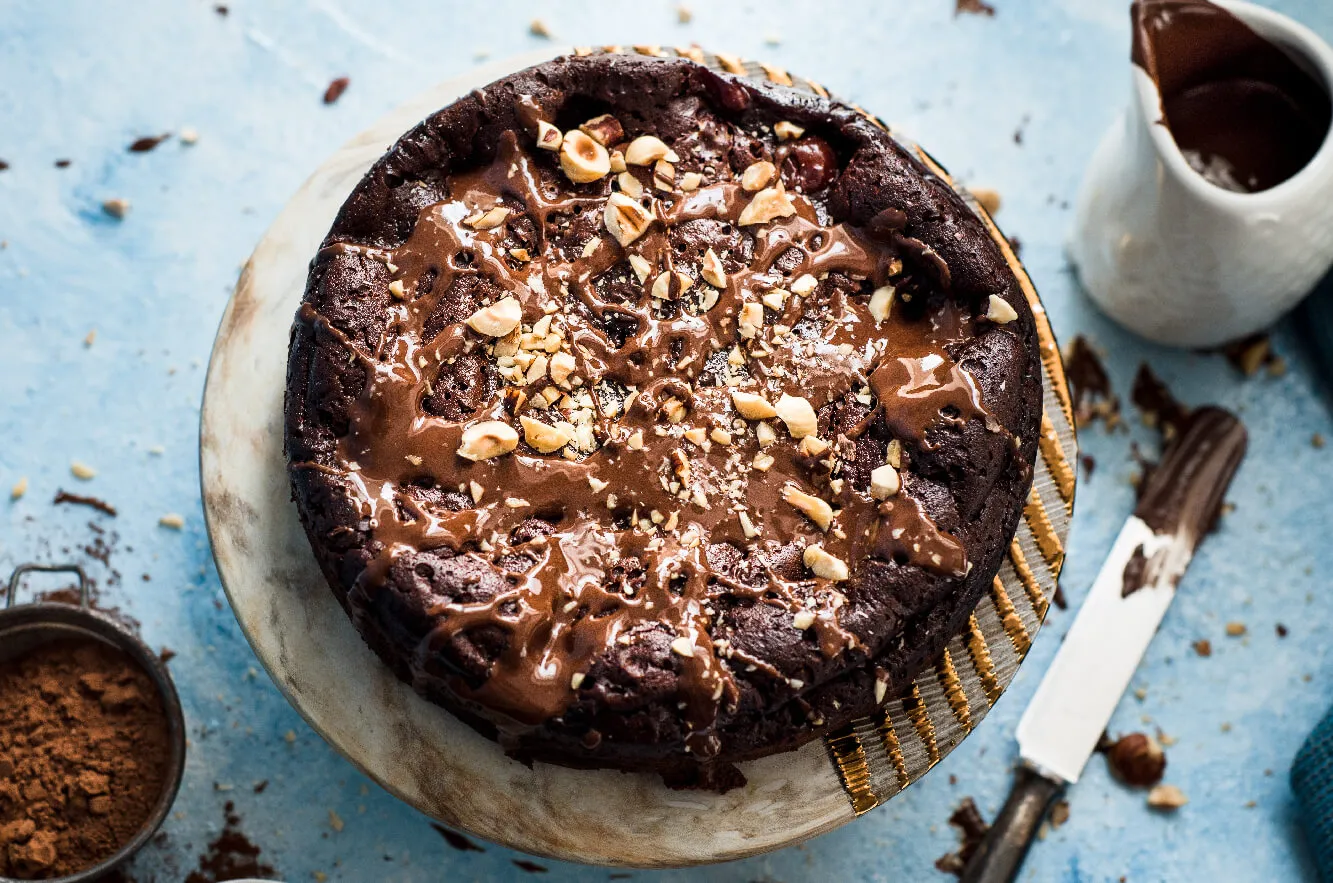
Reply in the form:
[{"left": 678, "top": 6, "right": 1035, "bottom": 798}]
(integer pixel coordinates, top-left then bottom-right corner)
[
  {"left": 294, "top": 107, "right": 1004, "bottom": 755},
  {"left": 1119, "top": 365, "right": 1247, "bottom": 597},
  {"left": 1132, "top": 0, "right": 1332, "bottom": 193}
]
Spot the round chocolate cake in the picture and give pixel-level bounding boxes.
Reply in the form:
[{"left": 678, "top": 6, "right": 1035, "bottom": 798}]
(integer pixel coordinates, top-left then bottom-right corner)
[{"left": 285, "top": 53, "right": 1042, "bottom": 790}]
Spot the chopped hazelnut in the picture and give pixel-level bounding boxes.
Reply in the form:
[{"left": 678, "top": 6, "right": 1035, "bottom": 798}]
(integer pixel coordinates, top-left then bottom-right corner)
[
  {"left": 783, "top": 485, "right": 834, "bottom": 530},
  {"left": 790, "top": 274, "right": 818, "bottom": 296},
  {"left": 588, "top": 476, "right": 608, "bottom": 493},
  {"left": 738, "top": 511, "right": 760, "bottom": 539},
  {"left": 792, "top": 609, "right": 816, "bottom": 630},
  {"left": 886, "top": 439, "right": 903, "bottom": 468},
  {"left": 661, "top": 397, "right": 688, "bottom": 424},
  {"left": 775, "top": 393, "right": 817, "bottom": 438},
  {"left": 651, "top": 270, "right": 692, "bottom": 301},
  {"left": 731, "top": 390, "right": 777, "bottom": 420},
  {"left": 571, "top": 672, "right": 585, "bottom": 689},
  {"left": 549, "top": 351, "right": 577, "bottom": 388},
  {"left": 679, "top": 171, "right": 702, "bottom": 191},
  {"left": 70, "top": 461, "right": 97, "bottom": 480},
  {"left": 624, "top": 135, "right": 679, "bottom": 166},
  {"left": 387, "top": 279, "right": 407, "bottom": 300},
  {"left": 628, "top": 253, "right": 652, "bottom": 283},
  {"left": 803, "top": 543, "right": 849, "bottom": 580},
  {"left": 604, "top": 192, "right": 653, "bottom": 246},
  {"left": 617, "top": 170, "right": 644, "bottom": 199},
  {"left": 560, "top": 130, "right": 611, "bottom": 183},
  {"left": 520, "top": 416, "right": 573, "bottom": 453},
  {"left": 738, "top": 183, "right": 797, "bottom": 226},
  {"left": 870, "top": 463, "right": 900, "bottom": 499},
  {"left": 756, "top": 421, "right": 778, "bottom": 447},
  {"left": 701, "top": 249, "right": 727, "bottom": 288},
  {"left": 579, "top": 114, "right": 624, "bottom": 147},
  {"left": 761, "top": 289, "right": 789, "bottom": 311},
  {"left": 609, "top": 150, "right": 627, "bottom": 174},
  {"left": 627, "top": 430, "right": 645, "bottom": 450},
  {"left": 464, "top": 205, "right": 510, "bottom": 230},
  {"left": 741, "top": 160, "right": 777, "bottom": 192},
  {"left": 986, "top": 294, "right": 1019, "bottom": 324},
  {"left": 869, "top": 285, "right": 895, "bottom": 323},
  {"left": 1146, "top": 784, "right": 1188, "bottom": 810},
  {"left": 535, "top": 120, "right": 563, "bottom": 151},
  {"left": 469, "top": 480, "right": 484, "bottom": 503},
  {"left": 738, "top": 302, "right": 765, "bottom": 339},
  {"left": 752, "top": 452, "right": 775, "bottom": 471},
  {"left": 709, "top": 427, "right": 732, "bottom": 445},
  {"left": 465, "top": 296, "right": 522, "bottom": 337},
  {"left": 457, "top": 420, "right": 519, "bottom": 461},
  {"left": 969, "top": 186, "right": 1002, "bottom": 215},
  {"left": 670, "top": 636, "right": 696, "bottom": 658},
  {"left": 653, "top": 159, "right": 675, "bottom": 192},
  {"left": 774, "top": 121, "right": 805, "bottom": 141},
  {"left": 799, "top": 436, "right": 829, "bottom": 457}
]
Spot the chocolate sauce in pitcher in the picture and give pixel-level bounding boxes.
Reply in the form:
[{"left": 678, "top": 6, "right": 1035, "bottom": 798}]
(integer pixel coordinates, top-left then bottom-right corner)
[{"left": 1132, "top": 0, "right": 1332, "bottom": 192}]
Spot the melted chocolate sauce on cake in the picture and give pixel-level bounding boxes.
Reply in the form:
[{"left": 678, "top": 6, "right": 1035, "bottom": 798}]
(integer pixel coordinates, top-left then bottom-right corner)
[
  {"left": 292, "top": 91, "right": 1012, "bottom": 755},
  {"left": 1132, "top": 0, "right": 1331, "bottom": 193}
]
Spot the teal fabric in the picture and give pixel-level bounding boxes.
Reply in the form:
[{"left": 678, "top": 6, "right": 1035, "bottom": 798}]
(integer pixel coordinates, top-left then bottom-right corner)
[{"left": 1293, "top": 706, "right": 1333, "bottom": 881}]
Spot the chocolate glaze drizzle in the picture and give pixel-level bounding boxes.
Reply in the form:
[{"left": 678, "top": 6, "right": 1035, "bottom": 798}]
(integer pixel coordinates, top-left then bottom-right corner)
[
  {"left": 1132, "top": 0, "right": 1331, "bottom": 192},
  {"left": 1122, "top": 406, "right": 1247, "bottom": 597},
  {"left": 293, "top": 103, "right": 1005, "bottom": 755}
]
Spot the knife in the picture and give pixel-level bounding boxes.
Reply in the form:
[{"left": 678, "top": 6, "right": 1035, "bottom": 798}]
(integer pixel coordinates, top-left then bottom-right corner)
[{"left": 961, "top": 406, "right": 1247, "bottom": 883}]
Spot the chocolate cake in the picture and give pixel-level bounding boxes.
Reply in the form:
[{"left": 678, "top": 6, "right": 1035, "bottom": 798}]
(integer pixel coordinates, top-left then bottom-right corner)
[{"left": 284, "top": 53, "right": 1042, "bottom": 789}]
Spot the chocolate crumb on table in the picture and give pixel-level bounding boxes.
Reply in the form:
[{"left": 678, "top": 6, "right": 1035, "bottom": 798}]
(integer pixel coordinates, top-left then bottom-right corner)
[
  {"left": 513, "top": 858, "right": 549, "bottom": 873},
  {"left": 183, "top": 800, "right": 276, "bottom": 883},
  {"left": 431, "top": 823, "right": 484, "bottom": 852},
  {"left": 53, "top": 489, "right": 118, "bottom": 516},
  {"left": 322, "top": 77, "right": 349, "bottom": 105},
  {"left": 934, "top": 797, "right": 990, "bottom": 876},
  {"left": 955, "top": 0, "right": 997, "bottom": 16},
  {"left": 1064, "top": 335, "right": 1120, "bottom": 429},
  {"left": 127, "top": 134, "right": 171, "bottom": 153}
]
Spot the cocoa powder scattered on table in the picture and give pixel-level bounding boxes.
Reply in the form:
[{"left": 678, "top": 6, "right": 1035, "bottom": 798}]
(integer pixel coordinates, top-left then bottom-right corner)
[{"left": 0, "top": 639, "right": 171, "bottom": 879}]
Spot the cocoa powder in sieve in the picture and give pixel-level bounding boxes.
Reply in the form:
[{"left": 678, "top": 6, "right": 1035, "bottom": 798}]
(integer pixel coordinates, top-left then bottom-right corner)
[{"left": 0, "top": 639, "right": 171, "bottom": 879}]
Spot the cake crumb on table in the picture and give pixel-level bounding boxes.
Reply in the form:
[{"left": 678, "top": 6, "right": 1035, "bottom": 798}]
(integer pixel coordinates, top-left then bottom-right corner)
[{"left": 322, "top": 77, "right": 349, "bottom": 105}]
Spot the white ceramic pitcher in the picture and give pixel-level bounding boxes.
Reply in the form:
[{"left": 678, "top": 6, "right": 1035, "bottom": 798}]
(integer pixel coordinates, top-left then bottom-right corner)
[{"left": 1070, "top": 0, "right": 1333, "bottom": 348}]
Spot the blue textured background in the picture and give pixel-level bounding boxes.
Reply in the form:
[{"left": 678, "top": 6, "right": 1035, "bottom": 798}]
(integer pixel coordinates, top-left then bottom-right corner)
[{"left": 3, "top": 1, "right": 1332, "bottom": 880}]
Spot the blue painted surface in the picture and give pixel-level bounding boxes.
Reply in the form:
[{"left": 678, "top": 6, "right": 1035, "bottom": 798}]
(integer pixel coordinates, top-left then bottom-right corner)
[{"left": 2, "top": 1, "right": 1332, "bottom": 880}]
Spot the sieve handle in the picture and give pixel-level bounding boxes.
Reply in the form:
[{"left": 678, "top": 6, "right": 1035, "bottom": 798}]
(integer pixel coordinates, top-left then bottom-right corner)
[{"left": 5, "top": 563, "right": 90, "bottom": 610}]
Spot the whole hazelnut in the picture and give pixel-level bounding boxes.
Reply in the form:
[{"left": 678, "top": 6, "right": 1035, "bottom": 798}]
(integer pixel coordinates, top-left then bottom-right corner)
[{"left": 1106, "top": 732, "right": 1166, "bottom": 787}]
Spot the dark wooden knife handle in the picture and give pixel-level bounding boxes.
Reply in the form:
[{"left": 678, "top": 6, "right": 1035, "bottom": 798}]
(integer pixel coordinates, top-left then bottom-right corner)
[{"left": 959, "top": 762, "right": 1065, "bottom": 883}]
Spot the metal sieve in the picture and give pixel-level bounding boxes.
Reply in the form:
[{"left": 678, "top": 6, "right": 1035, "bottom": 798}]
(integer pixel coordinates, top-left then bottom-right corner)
[{"left": 0, "top": 564, "right": 187, "bottom": 883}]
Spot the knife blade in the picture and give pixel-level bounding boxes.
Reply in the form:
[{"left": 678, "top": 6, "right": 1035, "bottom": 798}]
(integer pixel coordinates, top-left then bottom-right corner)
[{"left": 961, "top": 406, "right": 1247, "bottom": 883}]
